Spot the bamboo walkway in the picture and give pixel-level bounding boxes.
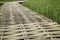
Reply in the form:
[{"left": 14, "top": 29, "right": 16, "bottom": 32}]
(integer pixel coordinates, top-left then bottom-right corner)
[{"left": 0, "top": 2, "right": 60, "bottom": 40}]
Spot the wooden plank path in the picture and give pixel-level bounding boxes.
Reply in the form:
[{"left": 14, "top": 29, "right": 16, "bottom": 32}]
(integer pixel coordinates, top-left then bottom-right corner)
[{"left": 0, "top": 2, "right": 60, "bottom": 40}]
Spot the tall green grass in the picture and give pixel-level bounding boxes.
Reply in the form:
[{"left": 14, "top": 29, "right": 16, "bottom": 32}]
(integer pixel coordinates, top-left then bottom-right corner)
[
  {"left": 0, "top": 0, "right": 20, "bottom": 2},
  {"left": 22, "top": 0, "right": 60, "bottom": 24}
]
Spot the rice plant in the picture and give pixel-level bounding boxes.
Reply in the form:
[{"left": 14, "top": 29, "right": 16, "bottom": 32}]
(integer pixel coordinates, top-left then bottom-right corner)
[{"left": 22, "top": 0, "right": 60, "bottom": 24}]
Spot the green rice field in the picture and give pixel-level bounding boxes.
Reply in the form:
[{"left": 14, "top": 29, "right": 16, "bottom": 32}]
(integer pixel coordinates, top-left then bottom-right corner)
[{"left": 22, "top": 0, "right": 60, "bottom": 24}]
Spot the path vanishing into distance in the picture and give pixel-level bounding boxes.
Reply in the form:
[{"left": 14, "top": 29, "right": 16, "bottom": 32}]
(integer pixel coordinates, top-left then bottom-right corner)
[
  {"left": 0, "top": 2, "right": 60, "bottom": 40},
  {"left": 0, "top": 2, "right": 53, "bottom": 25}
]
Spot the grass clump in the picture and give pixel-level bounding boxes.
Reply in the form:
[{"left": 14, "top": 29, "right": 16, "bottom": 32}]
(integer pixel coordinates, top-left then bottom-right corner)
[{"left": 22, "top": 0, "right": 60, "bottom": 24}]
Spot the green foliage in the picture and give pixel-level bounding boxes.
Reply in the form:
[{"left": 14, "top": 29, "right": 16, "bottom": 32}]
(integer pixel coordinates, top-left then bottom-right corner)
[
  {"left": 0, "top": 0, "right": 20, "bottom": 2},
  {"left": 22, "top": 0, "right": 60, "bottom": 24}
]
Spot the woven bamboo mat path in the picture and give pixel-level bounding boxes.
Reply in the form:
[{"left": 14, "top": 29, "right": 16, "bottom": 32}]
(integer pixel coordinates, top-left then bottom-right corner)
[{"left": 0, "top": 2, "right": 60, "bottom": 40}]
